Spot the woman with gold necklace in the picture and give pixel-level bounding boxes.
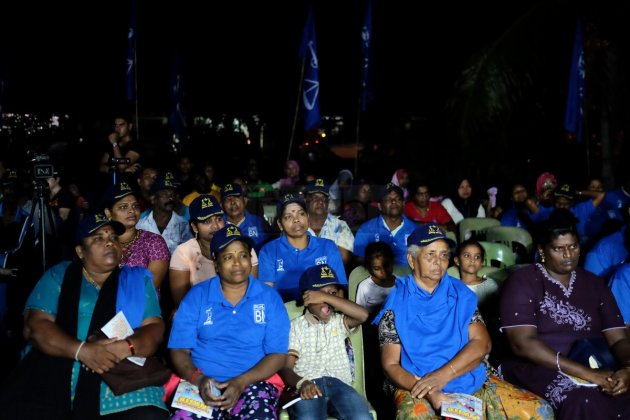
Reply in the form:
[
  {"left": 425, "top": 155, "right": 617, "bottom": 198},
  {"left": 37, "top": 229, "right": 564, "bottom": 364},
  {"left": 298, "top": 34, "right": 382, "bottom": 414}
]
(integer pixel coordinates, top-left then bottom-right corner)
[{"left": 102, "top": 182, "right": 170, "bottom": 290}]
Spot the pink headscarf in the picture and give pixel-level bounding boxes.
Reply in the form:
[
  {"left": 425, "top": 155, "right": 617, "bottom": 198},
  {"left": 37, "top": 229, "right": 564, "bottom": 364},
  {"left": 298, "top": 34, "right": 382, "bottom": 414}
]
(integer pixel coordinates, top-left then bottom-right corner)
[
  {"left": 535, "top": 172, "right": 557, "bottom": 196},
  {"left": 391, "top": 169, "right": 409, "bottom": 200},
  {"left": 277, "top": 160, "right": 300, "bottom": 188}
]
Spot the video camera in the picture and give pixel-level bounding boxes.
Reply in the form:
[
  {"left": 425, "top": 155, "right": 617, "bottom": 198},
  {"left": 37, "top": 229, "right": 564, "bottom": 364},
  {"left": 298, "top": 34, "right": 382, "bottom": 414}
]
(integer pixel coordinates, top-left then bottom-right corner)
[
  {"left": 109, "top": 157, "right": 131, "bottom": 165},
  {"left": 31, "top": 154, "right": 55, "bottom": 180}
]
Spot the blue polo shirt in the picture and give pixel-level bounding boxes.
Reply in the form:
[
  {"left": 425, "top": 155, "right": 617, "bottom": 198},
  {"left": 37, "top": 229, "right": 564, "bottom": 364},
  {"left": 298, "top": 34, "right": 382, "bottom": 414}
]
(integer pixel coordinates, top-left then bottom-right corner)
[
  {"left": 529, "top": 201, "right": 595, "bottom": 238},
  {"left": 609, "top": 263, "right": 630, "bottom": 324},
  {"left": 601, "top": 188, "right": 630, "bottom": 221},
  {"left": 258, "top": 233, "right": 347, "bottom": 301},
  {"left": 168, "top": 276, "right": 289, "bottom": 382},
  {"left": 585, "top": 227, "right": 628, "bottom": 280},
  {"left": 226, "top": 212, "right": 271, "bottom": 252},
  {"left": 500, "top": 206, "right": 529, "bottom": 228},
  {"left": 354, "top": 215, "right": 417, "bottom": 265}
]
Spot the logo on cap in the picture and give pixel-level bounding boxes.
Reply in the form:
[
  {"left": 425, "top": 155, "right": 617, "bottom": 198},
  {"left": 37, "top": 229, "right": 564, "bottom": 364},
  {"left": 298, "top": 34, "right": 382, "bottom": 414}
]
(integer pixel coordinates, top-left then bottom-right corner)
[
  {"left": 283, "top": 194, "right": 293, "bottom": 202},
  {"left": 95, "top": 214, "right": 108, "bottom": 223},
  {"left": 165, "top": 172, "right": 175, "bottom": 180},
  {"left": 315, "top": 179, "right": 324, "bottom": 187},
  {"left": 320, "top": 266, "right": 334, "bottom": 279},
  {"left": 560, "top": 184, "right": 570, "bottom": 192},
  {"left": 165, "top": 180, "right": 175, "bottom": 188},
  {"left": 224, "top": 184, "right": 234, "bottom": 192},
  {"left": 428, "top": 225, "right": 441, "bottom": 235},
  {"left": 226, "top": 226, "right": 239, "bottom": 237},
  {"left": 201, "top": 197, "right": 214, "bottom": 209},
  {"left": 120, "top": 182, "right": 131, "bottom": 191}
]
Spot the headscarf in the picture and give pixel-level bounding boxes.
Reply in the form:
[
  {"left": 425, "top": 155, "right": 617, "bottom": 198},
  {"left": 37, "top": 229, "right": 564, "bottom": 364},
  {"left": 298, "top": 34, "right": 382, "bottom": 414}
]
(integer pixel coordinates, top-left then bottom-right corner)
[
  {"left": 374, "top": 273, "right": 486, "bottom": 394},
  {"left": 276, "top": 160, "right": 300, "bottom": 189},
  {"left": 391, "top": 169, "right": 409, "bottom": 200},
  {"left": 535, "top": 172, "right": 557, "bottom": 197},
  {"left": 329, "top": 169, "right": 354, "bottom": 201},
  {"left": 450, "top": 178, "right": 482, "bottom": 219}
]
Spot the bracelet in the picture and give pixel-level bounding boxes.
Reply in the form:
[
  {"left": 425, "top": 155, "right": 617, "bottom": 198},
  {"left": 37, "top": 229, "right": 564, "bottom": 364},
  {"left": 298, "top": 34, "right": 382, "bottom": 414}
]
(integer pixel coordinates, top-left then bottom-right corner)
[
  {"left": 296, "top": 377, "right": 310, "bottom": 391},
  {"left": 74, "top": 341, "right": 86, "bottom": 361},
  {"left": 125, "top": 338, "right": 135, "bottom": 356},
  {"left": 112, "top": 142, "right": 119, "bottom": 148},
  {"left": 556, "top": 352, "right": 562, "bottom": 372},
  {"left": 190, "top": 368, "right": 203, "bottom": 385},
  {"left": 449, "top": 364, "right": 458, "bottom": 375}
]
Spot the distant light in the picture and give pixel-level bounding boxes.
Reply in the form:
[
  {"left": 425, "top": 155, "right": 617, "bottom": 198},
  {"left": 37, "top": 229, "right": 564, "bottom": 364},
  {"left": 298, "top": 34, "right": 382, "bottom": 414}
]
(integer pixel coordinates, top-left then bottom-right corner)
[
  {"left": 305, "top": 142, "right": 310, "bottom": 146},
  {"left": 320, "top": 132, "right": 326, "bottom": 138},
  {"left": 315, "top": 140, "right": 319, "bottom": 144},
  {"left": 247, "top": 139, "right": 251, "bottom": 145}
]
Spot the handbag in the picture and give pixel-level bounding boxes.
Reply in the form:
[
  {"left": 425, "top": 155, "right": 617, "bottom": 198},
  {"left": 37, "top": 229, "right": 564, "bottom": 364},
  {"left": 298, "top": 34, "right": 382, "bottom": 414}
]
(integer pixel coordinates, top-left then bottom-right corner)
[
  {"left": 101, "top": 357, "right": 172, "bottom": 396},
  {"left": 88, "top": 331, "right": 172, "bottom": 396}
]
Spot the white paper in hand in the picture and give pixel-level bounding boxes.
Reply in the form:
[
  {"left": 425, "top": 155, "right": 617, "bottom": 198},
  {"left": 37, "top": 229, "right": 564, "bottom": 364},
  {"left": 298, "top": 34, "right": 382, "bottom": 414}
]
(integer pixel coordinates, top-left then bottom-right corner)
[{"left": 100, "top": 311, "right": 147, "bottom": 366}]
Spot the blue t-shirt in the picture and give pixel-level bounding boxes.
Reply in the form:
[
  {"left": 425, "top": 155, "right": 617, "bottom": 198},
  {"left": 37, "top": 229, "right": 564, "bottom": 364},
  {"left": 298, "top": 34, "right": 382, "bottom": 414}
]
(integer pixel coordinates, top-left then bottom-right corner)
[
  {"left": 585, "top": 227, "right": 628, "bottom": 280},
  {"left": 168, "top": 276, "right": 290, "bottom": 382},
  {"left": 609, "top": 263, "right": 630, "bottom": 324},
  {"left": 601, "top": 188, "right": 630, "bottom": 222},
  {"left": 500, "top": 207, "right": 528, "bottom": 228},
  {"left": 226, "top": 212, "right": 271, "bottom": 252},
  {"left": 529, "top": 201, "right": 595, "bottom": 238},
  {"left": 354, "top": 215, "right": 417, "bottom": 265},
  {"left": 258, "top": 233, "right": 347, "bottom": 301},
  {"left": 24, "top": 262, "right": 165, "bottom": 415}
]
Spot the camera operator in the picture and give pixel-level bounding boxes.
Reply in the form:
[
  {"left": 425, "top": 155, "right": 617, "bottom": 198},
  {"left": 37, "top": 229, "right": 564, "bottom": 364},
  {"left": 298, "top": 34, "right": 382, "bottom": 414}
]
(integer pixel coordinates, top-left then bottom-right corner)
[{"left": 98, "top": 114, "right": 142, "bottom": 176}]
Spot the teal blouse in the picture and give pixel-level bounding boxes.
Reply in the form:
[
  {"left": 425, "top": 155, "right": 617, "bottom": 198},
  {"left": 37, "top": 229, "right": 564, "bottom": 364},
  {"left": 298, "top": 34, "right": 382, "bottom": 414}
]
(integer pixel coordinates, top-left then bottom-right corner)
[{"left": 24, "top": 261, "right": 167, "bottom": 415}]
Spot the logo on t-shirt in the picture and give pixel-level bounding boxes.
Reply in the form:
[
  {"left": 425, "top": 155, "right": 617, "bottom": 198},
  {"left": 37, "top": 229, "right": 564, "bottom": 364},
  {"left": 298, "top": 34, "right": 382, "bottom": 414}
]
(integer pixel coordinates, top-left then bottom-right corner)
[
  {"left": 248, "top": 226, "right": 258, "bottom": 237},
  {"left": 253, "top": 304, "right": 266, "bottom": 324},
  {"left": 204, "top": 307, "right": 214, "bottom": 325},
  {"left": 374, "top": 233, "right": 380, "bottom": 242},
  {"left": 277, "top": 259, "right": 284, "bottom": 272},
  {"left": 315, "top": 256, "right": 328, "bottom": 265}
]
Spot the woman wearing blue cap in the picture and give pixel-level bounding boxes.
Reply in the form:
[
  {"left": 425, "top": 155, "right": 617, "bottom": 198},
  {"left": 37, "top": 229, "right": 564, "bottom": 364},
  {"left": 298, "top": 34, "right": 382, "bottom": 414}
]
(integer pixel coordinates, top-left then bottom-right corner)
[
  {"left": 1, "top": 214, "right": 169, "bottom": 419},
  {"left": 169, "top": 225, "right": 290, "bottom": 419},
  {"left": 374, "top": 223, "right": 553, "bottom": 419},
  {"left": 258, "top": 194, "right": 347, "bottom": 301}
]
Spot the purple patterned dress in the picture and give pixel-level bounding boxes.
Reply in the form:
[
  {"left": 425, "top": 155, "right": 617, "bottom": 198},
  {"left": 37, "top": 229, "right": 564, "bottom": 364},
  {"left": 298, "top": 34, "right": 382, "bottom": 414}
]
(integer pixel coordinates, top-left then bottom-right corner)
[
  {"left": 122, "top": 229, "right": 170, "bottom": 268},
  {"left": 500, "top": 264, "right": 630, "bottom": 419}
]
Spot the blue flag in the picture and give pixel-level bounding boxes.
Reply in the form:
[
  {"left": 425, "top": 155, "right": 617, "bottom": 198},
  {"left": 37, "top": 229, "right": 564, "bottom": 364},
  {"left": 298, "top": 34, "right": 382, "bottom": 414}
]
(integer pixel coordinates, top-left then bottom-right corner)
[
  {"left": 169, "top": 53, "right": 187, "bottom": 143},
  {"left": 360, "top": 0, "right": 373, "bottom": 112},
  {"left": 126, "top": 0, "right": 137, "bottom": 102},
  {"left": 564, "top": 20, "right": 585, "bottom": 142},
  {"left": 299, "top": 6, "right": 321, "bottom": 131}
]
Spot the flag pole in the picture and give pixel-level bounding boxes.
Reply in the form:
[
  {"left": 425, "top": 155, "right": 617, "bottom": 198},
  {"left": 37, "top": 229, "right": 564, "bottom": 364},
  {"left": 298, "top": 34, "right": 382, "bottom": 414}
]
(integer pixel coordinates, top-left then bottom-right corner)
[{"left": 288, "top": 56, "right": 306, "bottom": 163}]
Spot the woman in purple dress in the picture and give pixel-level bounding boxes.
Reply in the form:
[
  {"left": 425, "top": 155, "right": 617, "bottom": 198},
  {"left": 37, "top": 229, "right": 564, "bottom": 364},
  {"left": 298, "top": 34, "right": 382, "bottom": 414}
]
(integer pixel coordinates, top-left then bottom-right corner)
[
  {"left": 102, "top": 182, "right": 170, "bottom": 290},
  {"left": 500, "top": 209, "right": 630, "bottom": 419}
]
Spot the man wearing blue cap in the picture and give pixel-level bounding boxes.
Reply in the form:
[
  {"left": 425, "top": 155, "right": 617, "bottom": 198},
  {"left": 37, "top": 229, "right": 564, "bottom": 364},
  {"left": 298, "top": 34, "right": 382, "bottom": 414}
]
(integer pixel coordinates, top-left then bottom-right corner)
[
  {"left": 221, "top": 182, "right": 271, "bottom": 252},
  {"left": 304, "top": 178, "right": 355, "bottom": 267},
  {"left": 258, "top": 194, "right": 347, "bottom": 301},
  {"left": 354, "top": 182, "right": 417, "bottom": 266},
  {"left": 137, "top": 176, "right": 192, "bottom": 254}
]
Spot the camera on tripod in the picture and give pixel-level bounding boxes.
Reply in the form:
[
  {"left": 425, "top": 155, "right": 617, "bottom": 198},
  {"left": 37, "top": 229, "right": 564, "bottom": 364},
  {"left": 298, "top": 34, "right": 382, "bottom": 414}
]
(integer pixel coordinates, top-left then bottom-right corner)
[
  {"left": 109, "top": 157, "right": 131, "bottom": 165},
  {"left": 31, "top": 154, "right": 55, "bottom": 180}
]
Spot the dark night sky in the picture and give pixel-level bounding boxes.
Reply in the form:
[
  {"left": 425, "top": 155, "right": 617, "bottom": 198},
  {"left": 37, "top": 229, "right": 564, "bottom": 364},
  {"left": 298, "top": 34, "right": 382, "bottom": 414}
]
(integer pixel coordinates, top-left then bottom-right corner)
[
  {"left": 3, "top": 1, "right": 629, "bottom": 188},
  {"left": 0, "top": 1, "right": 534, "bottom": 118}
]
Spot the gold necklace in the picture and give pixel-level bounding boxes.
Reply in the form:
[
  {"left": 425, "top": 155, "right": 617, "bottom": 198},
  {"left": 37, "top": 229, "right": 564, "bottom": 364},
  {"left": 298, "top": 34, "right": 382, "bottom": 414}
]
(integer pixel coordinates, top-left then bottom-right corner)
[
  {"left": 120, "top": 229, "right": 141, "bottom": 248},
  {"left": 82, "top": 268, "right": 102, "bottom": 290}
]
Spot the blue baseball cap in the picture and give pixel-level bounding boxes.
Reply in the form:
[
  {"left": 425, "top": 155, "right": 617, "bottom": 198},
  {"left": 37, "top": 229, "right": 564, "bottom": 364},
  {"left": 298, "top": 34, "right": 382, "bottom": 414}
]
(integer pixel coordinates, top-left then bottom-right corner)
[
  {"left": 554, "top": 183, "right": 575, "bottom": 201},
  {"left": 75, "top": 213, "right": 125, "bottom": 244},
  {"left": 210, "top": 225, "right": 253, "bottom": 257},
  {"left": 101, "top": 181, "right": 138, "bottom": 209},
  {"left": 299, "top": 264, "right": 344, "bottom": 294},
  {"left": 407, "top": 223, "right": 456, "bottom": 248},
  {"left": 303, "top": 178, "right": 330, "bottom": 196},
  {"left": 381, "top": 182, "right": 404, "bottom": 201},
  {"left": 276, "top": 193, "right": 307, "bottom": 218},
  {"left": 189, "top": 194, "right": 223, "bottom": 222},
  {"left": 149, "top": 176, "right": 178, "bottom": 195},
  {"left": 221, "top": 183, "right": 244, "bottom": 200}
]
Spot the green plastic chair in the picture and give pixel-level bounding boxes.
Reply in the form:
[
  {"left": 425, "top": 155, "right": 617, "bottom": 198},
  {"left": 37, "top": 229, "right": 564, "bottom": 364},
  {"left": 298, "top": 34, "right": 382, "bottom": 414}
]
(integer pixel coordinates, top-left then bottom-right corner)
[
  {"left": 478, "top": 241, "right": 516, "bottom": 268},
  {"left": 279, "top": 301, "right": 377, "bottom": 419},
  {"left": 349, "top": 264, "right": 411, "bottom": 302},
  {"left": 485, "top": 226, "right": 534, "bottom": 259},
  {"left": 458, "top": 217, "right": 501, "bottom": 242}
]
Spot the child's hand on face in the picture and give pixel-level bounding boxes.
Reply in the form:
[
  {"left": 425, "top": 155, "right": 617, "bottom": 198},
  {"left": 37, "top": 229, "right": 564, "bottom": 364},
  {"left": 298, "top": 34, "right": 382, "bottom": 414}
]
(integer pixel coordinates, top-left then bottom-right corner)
[{"left": 302, "top": 290, "right": 328, "bottom": 306}]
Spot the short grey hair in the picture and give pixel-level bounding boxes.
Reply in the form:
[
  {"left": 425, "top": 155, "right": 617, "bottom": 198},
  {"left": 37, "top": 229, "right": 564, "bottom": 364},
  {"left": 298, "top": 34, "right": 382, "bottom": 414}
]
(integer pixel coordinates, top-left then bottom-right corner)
[{"left": 407, "top": 244, "right": 421, "bottom": 258}]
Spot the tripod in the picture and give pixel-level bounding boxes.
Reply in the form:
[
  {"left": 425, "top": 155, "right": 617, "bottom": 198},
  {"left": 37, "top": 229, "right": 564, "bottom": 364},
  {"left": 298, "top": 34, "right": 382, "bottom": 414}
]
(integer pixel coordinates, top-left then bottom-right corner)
[{"left": 28, "top": 180, "right": 57, "bottom": 272}]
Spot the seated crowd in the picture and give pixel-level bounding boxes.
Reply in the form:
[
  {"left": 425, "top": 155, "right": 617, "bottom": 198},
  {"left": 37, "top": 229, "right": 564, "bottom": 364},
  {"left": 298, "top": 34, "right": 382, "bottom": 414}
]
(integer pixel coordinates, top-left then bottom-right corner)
[{"left": 3, "top": 151, "right": 630, "bottom": 420}]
